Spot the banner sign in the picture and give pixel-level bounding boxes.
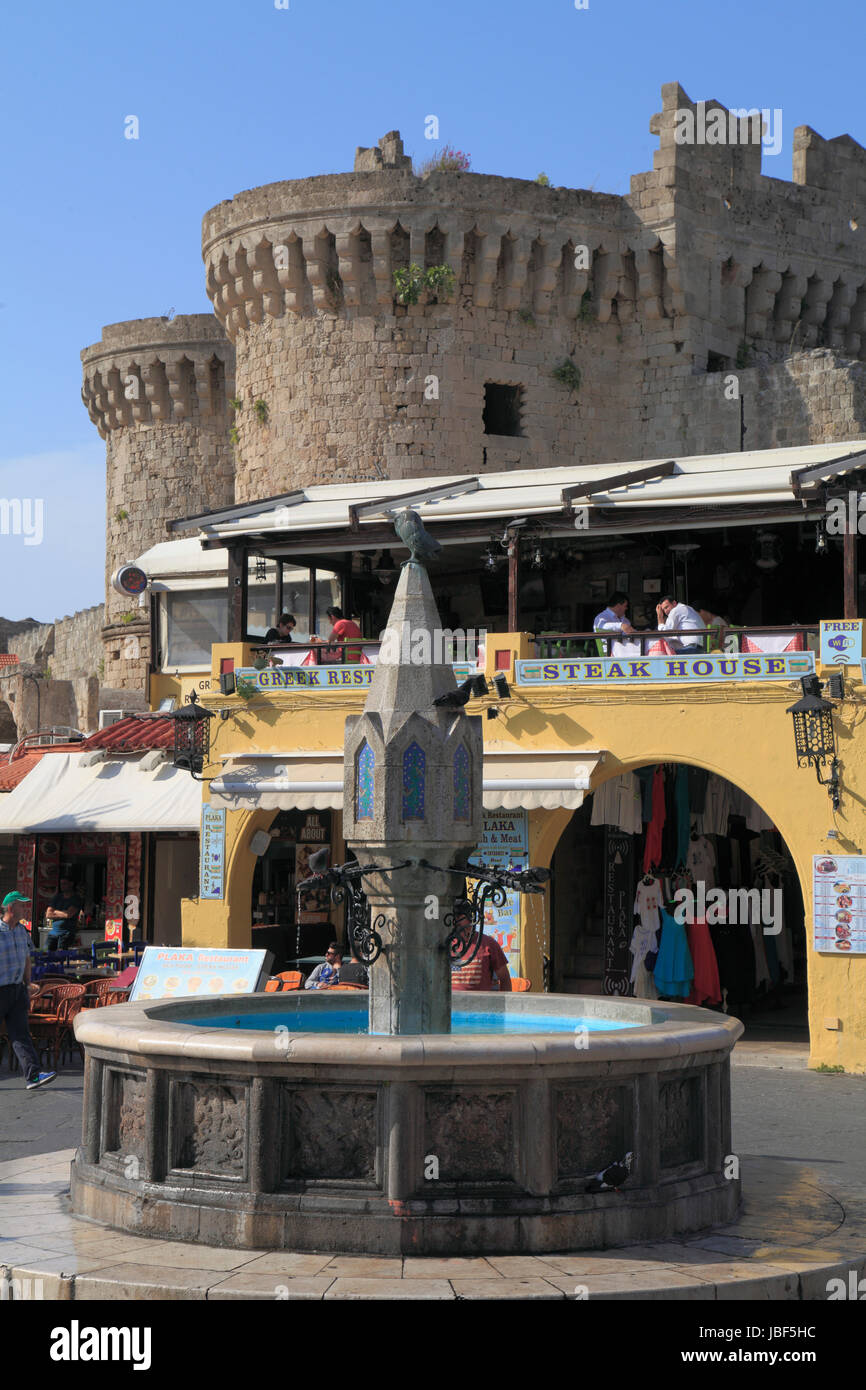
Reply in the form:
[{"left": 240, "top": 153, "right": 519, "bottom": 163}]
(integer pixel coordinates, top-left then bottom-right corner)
[
  {"left": 234, "top": 662, "right": 478, "bottom": 692},
  {"left": 469, "top": 812, "right": 528, "bottom": 977},
  {"left": 820, "top": 620, "right": 862, "bottom": 666},
  {"left": 200, "top": 804, "right": 226, "bottom": 900},
  {"left": 603, "top": 830, "right": 633, "bottom": 996},
  {"left": 516, "top": 652, "right": 815, "bottom": 687},
  {"left": 129, "top": 946, "right": 274, "bottom": 1002},
  {"left": 813, "top": 854, "right": 866, "bottom": 955}
]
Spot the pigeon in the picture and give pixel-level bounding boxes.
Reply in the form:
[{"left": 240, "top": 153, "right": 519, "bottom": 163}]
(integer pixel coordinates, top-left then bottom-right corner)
[
  {"left": 585, "top": 1152, "right": 633, "bottom": 1193},
  {"left": 307, "top": 847, "right": 330, "bottom": 875},
  {"left": 393, "top": 508, "right": 442, "bottom": 563},
  {"left": 433, "top": 677, "right": 474, "bottom": 709}
]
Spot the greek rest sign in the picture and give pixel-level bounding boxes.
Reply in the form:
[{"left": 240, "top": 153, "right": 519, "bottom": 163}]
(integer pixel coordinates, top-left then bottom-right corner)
[{"left": 516, "top": 651, "right": 815, "bottom": 686}]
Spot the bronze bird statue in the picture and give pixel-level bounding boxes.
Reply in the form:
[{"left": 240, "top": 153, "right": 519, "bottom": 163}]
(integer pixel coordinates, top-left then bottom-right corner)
[{"left": 393, "top": 508, "right": 442, "bottom": 564}]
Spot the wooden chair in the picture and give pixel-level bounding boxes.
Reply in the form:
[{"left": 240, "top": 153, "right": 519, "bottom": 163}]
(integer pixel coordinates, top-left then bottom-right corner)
[
  {"left": 81, "top": 978, "right": 121, "bottom": 1009},
  {"left": 264, "top": 970, "right": 305, "bottom": 993},
  {"left": 510, "top": 977, "right": 531, "bottom": 992},
  {"left": 29, "top": 983, "right": 87, "bottom": 1071}
]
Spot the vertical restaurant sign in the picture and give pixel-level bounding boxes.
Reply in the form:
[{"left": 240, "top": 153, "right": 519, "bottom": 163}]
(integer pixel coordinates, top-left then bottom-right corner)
[
  {"left": 470, "top": 811, "right": 528, "bottom": 976},
  {"left": 603, "top": 829, "right": 633, "bottom": 995},
  {"left": 200, "top": 804, "right": 226, "bottom": 900},
  {"left": 813, "top": 853, "right": 866, "bottom": 954},
  {"left": 17, "top": 836, "right": 36, "bottom": 926},
  {"left": 820, "top": 620, "right": 862, "bottom": 666},
  {"left": 104, "top": 835, "right": 127, "bottom": 923}
]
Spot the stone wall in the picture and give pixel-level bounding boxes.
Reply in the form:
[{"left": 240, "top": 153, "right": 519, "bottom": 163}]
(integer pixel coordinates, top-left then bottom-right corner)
[
  {"left": 198, "top": 100, "right": 866, "bottom": 496},
  {"left": 81, "top": 315, "right": 236, "bottom": 688},
  {"left": 12, "top": 604, "right": 104, "bottom": 679}
]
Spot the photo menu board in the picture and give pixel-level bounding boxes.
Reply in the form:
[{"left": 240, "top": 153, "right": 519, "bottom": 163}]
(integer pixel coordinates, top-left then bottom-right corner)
[{"left": 813, "top": 854, "right": 866, "bottom": 955}]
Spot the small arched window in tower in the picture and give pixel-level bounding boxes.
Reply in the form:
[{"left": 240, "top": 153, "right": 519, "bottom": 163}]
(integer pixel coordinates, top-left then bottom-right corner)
[
  {"left": 356, "top": 740, "right": 375, "bottom": 820},
  {"left": 453, "top": 743, "right": 471, "bottom": 821},
  {"left": 402, "top": 741, "right": 426, "bottom": 820}
]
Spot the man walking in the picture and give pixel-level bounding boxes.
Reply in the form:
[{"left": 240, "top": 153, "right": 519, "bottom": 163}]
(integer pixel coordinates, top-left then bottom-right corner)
[{"left": 0, "top": 892, "right": 56, "bottom": 1089}]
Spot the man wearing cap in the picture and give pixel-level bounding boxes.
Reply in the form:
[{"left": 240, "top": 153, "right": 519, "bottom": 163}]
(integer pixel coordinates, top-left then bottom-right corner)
[{"left": 0, "top": 892, "right": 55, "bottom": 1089}]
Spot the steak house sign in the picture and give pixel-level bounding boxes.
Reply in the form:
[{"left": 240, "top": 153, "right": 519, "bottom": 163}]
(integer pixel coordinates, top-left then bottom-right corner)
[{"left": 516, "top": 652, "right": 815, "bottom": 686}]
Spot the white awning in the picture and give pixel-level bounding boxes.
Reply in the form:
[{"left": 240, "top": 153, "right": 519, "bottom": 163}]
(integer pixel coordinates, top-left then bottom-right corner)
[
  {"left": 162, "top": 441, "right": 866, "bottom": 545},
  {"left": 208, "top": 749, "right": 605, "bottom": 813},
  {"left": 0, "top": 751, "right": 202, "bottom": 833}
]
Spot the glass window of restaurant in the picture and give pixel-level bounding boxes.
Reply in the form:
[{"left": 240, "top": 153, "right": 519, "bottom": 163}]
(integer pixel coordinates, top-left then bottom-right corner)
[{"left": 160, "top": 589, "right": 228, "bottom": 668}]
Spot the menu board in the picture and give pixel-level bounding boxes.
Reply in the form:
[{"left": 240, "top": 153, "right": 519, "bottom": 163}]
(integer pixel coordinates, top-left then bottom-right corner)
[
  {"left": 129, "top": 946, "right": 274, "bottom": 1001},
  {"left": 813, "top": 854, "right": 866, "bottom": 955},
  {"left": 200, "top": 804, "right": 226, "bottom": 900},
  {"left": 469, "top": 812, "right": 528, "bottom": 976}
]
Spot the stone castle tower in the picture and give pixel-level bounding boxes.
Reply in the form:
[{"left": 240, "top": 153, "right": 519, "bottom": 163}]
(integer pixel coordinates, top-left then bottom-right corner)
[{"left": 82, "top": 82, "right": 866, "bottom": 688}]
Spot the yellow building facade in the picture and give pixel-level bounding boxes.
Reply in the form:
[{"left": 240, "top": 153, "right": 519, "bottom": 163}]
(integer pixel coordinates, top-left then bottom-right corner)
[{"left": 173, "top": 634, "right": 866, "bottom": 1073}]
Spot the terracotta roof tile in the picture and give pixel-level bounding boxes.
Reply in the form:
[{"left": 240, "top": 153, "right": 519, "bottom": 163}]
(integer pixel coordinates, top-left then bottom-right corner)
[
  {"left": 83, "top": 715, "right": 175, "bottom": 752},
  {"left": 0, "top": 654, "right": 20, "bottom": 669}
]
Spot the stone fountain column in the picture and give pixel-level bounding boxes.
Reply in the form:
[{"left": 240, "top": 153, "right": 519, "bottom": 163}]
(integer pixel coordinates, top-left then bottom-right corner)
[{"left": 343, "top": 560, "right": 482, "bottom": 1035}]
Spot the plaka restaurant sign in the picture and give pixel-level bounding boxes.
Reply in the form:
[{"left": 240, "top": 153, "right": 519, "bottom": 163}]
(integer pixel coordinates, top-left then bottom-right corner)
[{"left": 516, "top": 652, "right": 815, "bottom": 687}]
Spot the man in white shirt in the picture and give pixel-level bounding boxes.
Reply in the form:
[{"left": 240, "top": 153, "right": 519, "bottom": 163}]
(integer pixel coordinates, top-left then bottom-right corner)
[
  {"left": 656, "top": 595, "right": 703, "bottom": 651},
  {"left": 593, "top": 591, "right": 641, "bottom": 656}
]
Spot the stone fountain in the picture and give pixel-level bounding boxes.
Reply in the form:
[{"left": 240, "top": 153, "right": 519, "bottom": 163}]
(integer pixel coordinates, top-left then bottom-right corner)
[{"left": 71, "top": 519, "right": 743, "bottom": 1254}]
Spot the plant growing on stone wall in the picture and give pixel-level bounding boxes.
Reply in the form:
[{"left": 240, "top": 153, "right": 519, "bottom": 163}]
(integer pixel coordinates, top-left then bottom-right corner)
[
  {"left": 552, "top": 358, "right": 582, "bottom": 393},
  {"left": 253, "top": 398, "right": 269, "bottom": 424},
  {"left": 97, "top": 658, "right": 105, "bottom": 679},
  {"left": 578, "top": 289, "right": 595, "bottom": 324},
  {"left": 518, "top": 309, "right": 537, "bottom": 327},
  {"left": 535, "top": 172, "right": 550, "bottom": 186},
  {"left": 229, "top": 424, "right": 240, "bottom": 447},
  {"left": 114, "top": 508, "right": 129, "bottom": 522},
  {"left": 119, "top": 611, "right": 136, "bottom": 625},
  {"left": 416, "top": 145, "right": 471, "bottom": 177},
  {"left": 735, "top": 339, "right": 752, "bottom": 369},
  {"left": 393, "top": 264, "right": 455, "bottom": 306},
  {"left": 228, "top": 397, "right": 243, "bottom": 413}
]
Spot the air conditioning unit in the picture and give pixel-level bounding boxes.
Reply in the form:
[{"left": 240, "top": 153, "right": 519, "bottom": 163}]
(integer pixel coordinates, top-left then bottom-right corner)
[{"left": 98, "top": 710, "right": 125, "bottom": 730}]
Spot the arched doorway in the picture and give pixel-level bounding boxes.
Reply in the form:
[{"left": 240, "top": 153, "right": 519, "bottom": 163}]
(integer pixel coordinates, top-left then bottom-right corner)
[{"left": 550, "top": 762, "right": 807, "bottom": 1042}]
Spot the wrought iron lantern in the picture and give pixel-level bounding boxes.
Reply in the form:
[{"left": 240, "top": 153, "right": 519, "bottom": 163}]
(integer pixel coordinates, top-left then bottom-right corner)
[
  {"left": 171, "top": 691, "right": 215, "bottom": 778},
  {"left": 786, "top": 675, "right": 840, "bottom": 809}
]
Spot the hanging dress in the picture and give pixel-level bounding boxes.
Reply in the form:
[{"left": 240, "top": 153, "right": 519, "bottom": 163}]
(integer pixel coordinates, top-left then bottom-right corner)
[
  {"left": 642, "top": 767, "right": 666, "bottom": 872},
  {"left": 653, "top": 908, "right": 694, "bottom": 999},
  {"left": 686, "top": 917, "right": 722, "bottom": 1006},
  {"left": 631, "top": 879, "right": 662, "bottom": 1000}
]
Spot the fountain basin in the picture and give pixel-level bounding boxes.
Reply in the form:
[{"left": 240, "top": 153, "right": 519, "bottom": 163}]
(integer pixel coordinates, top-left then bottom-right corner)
[{"left": 72, "top": 992, "right": 743, "bottom": 1254}]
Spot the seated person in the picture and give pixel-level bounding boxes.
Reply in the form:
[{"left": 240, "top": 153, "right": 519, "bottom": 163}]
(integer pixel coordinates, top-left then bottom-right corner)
[
  {"left": 44, "top": 877, "right": 83, "bottom": 950},
  {"left": 593, "top": 590, "right": 640, "bottom": 656},
  {"left": 338, "top": 956, "right": 369, "bottom": 986},
  {"left": 691, "top": 599, "right": 728, "bottom": 651},
  {"left": 309, "top": 607, "right": 363, "bottom": 663},
  {"left": 264, "top": 612, "right": 296, "bottom": 644},
  {"left": 304, "top": 944, "right": 342, "bottom": 989},
  {"left": 656, "top": 595, "right": 703, "bottom": 652}
]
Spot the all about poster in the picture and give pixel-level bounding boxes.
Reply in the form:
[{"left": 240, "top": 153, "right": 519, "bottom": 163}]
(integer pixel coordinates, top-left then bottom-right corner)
[{"left": 468, "top": 811, "right": 528, "bottom": 976}]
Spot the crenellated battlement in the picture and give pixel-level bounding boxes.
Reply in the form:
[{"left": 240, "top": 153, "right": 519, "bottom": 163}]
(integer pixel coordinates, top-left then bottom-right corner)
[{"left": 81, "top": 315, "right": 235, "bottom": 437}]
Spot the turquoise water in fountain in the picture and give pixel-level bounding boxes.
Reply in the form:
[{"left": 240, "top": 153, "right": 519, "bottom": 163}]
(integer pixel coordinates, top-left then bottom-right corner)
[{"left": 182, "top": 1008, "right": 634, "bottom": 1036}]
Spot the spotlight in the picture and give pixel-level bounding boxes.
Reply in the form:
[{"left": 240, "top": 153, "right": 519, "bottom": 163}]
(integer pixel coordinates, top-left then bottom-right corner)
[
  {"left": 471, "top": 675, "right": 489, "bottom": 698},
  {"left": 486, "top": 707, "right": 499, "bottom": 720},
  {"left": 493, "top": 671, "right": 510, "bottom": 699},
  {"left": 219, "top": 672, "right": 236, "bottom": 696}
]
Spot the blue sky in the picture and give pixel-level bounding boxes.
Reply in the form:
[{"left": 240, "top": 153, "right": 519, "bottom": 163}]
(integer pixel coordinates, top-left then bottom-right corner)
[{"left": 1, "top": 0, "right": 863, "bottom": 619}]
